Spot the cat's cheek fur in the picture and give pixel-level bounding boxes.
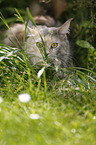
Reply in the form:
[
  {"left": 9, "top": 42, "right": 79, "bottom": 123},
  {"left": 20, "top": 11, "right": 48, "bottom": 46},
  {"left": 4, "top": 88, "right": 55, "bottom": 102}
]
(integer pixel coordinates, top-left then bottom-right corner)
[{"left": 25, "top": 46, "right": 43, "bottom": 65}]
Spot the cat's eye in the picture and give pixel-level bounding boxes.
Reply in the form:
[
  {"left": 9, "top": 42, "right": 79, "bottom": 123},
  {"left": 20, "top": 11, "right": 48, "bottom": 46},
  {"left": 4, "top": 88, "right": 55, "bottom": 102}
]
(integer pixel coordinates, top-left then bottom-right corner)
[
  {"left": 51, "top": 43, "right": 58, "bottom": 49},
  {"left": 36, "top": 42, "right": 43, "bottom": 48}
]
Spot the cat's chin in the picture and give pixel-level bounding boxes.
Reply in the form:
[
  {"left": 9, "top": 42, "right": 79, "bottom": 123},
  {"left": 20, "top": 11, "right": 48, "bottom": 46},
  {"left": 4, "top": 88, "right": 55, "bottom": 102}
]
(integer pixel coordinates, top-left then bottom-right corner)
[
  {"left": 29, "top": 59, "right": 48, "bottom": 67},
  {"left": 48, "top": 57, "right": 61, "bottom": 68}
]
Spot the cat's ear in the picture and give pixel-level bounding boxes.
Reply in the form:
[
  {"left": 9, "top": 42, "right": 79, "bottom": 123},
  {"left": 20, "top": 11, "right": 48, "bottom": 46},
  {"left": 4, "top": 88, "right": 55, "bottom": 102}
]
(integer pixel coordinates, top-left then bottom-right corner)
[{"left": 58, "top": 18, "right": 73, "bottom": 34}]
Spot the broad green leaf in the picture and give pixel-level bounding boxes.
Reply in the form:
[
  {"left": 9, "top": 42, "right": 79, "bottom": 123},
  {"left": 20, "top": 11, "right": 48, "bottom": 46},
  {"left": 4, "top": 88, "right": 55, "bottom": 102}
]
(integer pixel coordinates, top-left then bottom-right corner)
[{"left": 76, "top": 40, "right": 95, "bottom": 49}]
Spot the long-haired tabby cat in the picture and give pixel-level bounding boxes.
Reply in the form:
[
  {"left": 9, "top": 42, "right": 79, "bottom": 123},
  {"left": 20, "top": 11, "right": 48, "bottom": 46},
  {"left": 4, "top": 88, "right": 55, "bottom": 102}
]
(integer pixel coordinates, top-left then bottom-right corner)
[{"left": 4, "top": 18, "right": 72, "bottom": 68}]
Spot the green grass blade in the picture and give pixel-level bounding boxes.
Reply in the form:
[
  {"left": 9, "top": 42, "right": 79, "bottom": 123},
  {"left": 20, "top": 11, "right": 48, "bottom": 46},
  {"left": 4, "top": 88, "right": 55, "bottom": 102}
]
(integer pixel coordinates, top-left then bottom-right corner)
[
  {"left": 14, "top": 8, "right": 24, "bottom": 23},
  {"left": 26, "top": 7, "right": 36, "bottom": 27},
  {"left": 0, "top": 12, "right": 11, "bottom": 30}
]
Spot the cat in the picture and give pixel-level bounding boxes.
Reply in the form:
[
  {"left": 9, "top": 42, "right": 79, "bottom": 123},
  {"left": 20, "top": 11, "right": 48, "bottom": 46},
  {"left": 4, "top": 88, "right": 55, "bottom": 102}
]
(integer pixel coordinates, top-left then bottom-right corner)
[
  {"left": 4, "top": 18, "right": 72, "bottom": 68},
  {"left": 26, "top": 18, "right": 72, "bottom": 67}
]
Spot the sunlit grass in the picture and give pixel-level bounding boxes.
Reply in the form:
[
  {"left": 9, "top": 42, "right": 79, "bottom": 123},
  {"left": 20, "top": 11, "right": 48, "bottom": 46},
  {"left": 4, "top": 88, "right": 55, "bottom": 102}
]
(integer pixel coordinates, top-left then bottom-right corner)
[
  {"left": 0, "top": 86, "right": 96, "bottom": 145},
  {"left": 0, "top": 43, "right": 96, "bottom": 144}
]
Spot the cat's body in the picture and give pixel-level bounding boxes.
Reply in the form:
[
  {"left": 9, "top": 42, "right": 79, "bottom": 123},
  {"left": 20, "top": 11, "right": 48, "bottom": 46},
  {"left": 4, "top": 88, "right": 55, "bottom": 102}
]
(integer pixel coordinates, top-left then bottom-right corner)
[{"left": 4, "top": 18, "right": 72, "bottom": 68}]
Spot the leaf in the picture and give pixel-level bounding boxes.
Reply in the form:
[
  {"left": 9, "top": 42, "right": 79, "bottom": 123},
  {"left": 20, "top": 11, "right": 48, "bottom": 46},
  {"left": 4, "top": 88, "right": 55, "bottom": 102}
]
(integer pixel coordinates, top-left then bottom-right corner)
[
  {"left": 37, "top": 67, "right": 45, "bottom": 79},
  {"left": 26, "top": 8, "right": 36, "bottom": 27},
  {"left": 0, "top": 12, "right": 11, "bottom": 30},
  {"left": 76, "top": 40, "right": 95, "bottom": 49}
]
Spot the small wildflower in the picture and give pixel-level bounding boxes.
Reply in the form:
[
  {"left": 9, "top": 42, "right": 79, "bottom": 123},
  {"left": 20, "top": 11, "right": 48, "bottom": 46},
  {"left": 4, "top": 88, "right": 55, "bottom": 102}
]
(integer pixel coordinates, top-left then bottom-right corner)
[
  {"left": 71, "top": 128, "right": 76, "bottom": 133},
  {"left": 55, "top": 66, "right": 59, "bottom": 72},
  {"left": 0, "top": 97, "right": 3, "bottom": 103},
  {"left": 55, "top": 121, "right": 61, "bottom": 126},
  {"left": 18, "top": 93, "right": 31, "bottom": 103},
  {"left": 93, "top": 116, "right": 96, "bottom": 120},
  {"left": 67, "top": 80, "right": 71, "bottom": 85},
  {"left": 75, "top": 87, "right": 80, "bottom": 90},
  {"left": 30, "top": 114, "right": 40, "bottom": 120}
]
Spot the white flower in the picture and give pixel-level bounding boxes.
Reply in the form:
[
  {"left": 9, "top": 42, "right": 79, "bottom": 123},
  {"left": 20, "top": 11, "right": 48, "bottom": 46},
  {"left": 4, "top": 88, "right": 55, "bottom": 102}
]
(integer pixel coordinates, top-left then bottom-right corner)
[
  {"left": 55, "top": 66, "right": 59, "bottom": 72},
  {"left": 0, "top": 97, "right": 3, "bottom": 103},
  {"left": 55, "top": 121, "right": 61, "bottom": 126},
  {"left": 18, "top": 93, "right": 31, "bottom": 103},
  {"left": 71, "top": 128, "right": 76, "bottom": 133},
  {"left": 37, "top": 67, "right": 45, "bottom": 79},
  {"left": 93, "top": 116, "right": 96, "bottom": 120},
  {"left": 75, "top": 87, "right": 80, "bottom": 90},
  {"left": 30, "top": 114, "right": 40, "bottom": 120}
]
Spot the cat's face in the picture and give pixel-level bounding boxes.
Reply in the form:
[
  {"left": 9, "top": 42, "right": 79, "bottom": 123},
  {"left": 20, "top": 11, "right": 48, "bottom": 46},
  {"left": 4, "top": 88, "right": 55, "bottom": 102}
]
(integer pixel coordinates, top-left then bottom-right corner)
[{"left": 26, "top": 19, "right": 72, "bottom": 67}]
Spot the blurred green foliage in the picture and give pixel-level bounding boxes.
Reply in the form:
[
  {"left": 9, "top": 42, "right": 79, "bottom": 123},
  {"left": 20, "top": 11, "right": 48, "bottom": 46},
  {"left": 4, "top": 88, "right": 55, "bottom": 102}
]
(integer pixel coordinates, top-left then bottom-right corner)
[
  {"left": 0, "top": 0, "right": 31, "bottom": 22},
  {"left": 66, "top": 0, "right": 96, "bottom": 71}
]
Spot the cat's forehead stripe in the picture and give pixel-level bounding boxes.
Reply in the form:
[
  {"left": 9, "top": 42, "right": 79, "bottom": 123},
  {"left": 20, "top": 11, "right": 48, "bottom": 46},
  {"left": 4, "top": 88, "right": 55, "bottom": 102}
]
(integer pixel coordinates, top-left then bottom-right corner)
[{"left": 37, "top": 25, "right": 55, "bottom": 36}]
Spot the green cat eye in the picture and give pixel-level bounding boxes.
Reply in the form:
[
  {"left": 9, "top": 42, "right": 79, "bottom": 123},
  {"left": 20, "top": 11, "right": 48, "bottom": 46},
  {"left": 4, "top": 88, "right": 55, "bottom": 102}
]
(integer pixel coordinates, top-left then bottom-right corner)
[
  {"left": 36, "top": 42, "right": 43, "bottom": 48},
  {"left": 51, "top": 43, "right": 58, "bottom": 49}
]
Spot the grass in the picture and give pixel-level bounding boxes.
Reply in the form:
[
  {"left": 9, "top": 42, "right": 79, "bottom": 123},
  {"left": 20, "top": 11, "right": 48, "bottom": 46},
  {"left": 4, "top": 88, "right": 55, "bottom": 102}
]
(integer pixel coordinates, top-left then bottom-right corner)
[
  {"left": 0, "top": 44, "right": 96, "bottom": 145},
  {"left": 0, "top": 84, "right": 96, "bottom": 145},
  {"left": 0, "top": 6, "right": 96, "bottom": 145}
]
